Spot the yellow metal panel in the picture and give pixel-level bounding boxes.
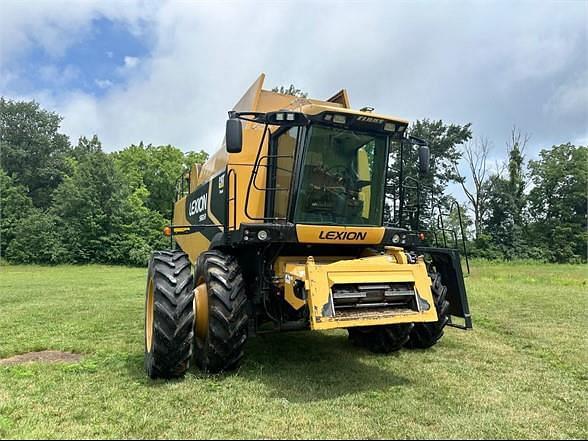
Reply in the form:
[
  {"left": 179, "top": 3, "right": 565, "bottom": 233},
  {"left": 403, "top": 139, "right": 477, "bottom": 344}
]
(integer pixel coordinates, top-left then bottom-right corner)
[
  {"left": 172, "top": 195, "right": 211, "bottom": 264},
  {"left": 327, "top": 271, "right": 416, "bottom": 285},
  {"left": 189, "top": 164, "right": 201, "bottom": 192},
  {"left": 303, "top": 255, "right": 437, "bottom": 330},
  {"left": 233, "top": 73, "right": 265, "bottom": 112},
  {"left": 283, "top": 262, "right": 307, "bottom": 310},
  {"left": 180, "top": 73, "right": 413, "bottom": 238},
  {"left": 296, "top": 225, "right": 385, "bottom": 244},
  {"left": 357, "top": 148, "right": 371, "bottom": 218},
  {"left": 326, "top": 89, "right": 350, "bottom": 108}
]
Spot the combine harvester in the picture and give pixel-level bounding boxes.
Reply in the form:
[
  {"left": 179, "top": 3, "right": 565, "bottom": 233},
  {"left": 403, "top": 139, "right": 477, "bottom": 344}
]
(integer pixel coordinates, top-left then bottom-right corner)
[{"left": 144, "top": 74, "right": 472, "bottom": 378}]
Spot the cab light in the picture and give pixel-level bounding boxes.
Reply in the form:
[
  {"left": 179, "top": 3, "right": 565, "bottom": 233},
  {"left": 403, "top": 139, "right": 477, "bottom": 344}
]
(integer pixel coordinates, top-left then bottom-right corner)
[
  {"left": 333, "top": 114, "right": 346, "bottom": 124},
  {"left": 384, "top": 122, "right": 396, "bottom": 132}
]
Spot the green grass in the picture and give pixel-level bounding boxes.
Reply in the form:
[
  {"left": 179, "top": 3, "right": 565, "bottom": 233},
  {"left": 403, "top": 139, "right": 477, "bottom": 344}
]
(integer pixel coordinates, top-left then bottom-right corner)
[{"left": 0, "top": 261, "right": 586, "bottom": 439}]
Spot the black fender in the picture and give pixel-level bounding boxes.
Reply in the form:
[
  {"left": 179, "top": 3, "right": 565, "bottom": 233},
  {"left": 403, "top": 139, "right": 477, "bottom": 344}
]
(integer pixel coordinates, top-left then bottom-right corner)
[{"left": 416, "top": 247, "right": 473, "bottom": 329}]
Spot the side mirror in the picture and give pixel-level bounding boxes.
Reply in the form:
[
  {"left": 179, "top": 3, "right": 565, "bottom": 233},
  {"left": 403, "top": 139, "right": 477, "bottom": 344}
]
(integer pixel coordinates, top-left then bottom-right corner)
[
  {"left": 226, "top": 118, "right": 243, "bottom": 153},
  {"left": 418, "top": 145, "right": 430, "bottom": 174}
]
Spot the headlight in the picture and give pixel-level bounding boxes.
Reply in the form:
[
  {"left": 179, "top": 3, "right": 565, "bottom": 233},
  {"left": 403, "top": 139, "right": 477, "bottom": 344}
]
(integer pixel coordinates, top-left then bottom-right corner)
[{"left": 257, "top": 230, "right": 269, "bottom": 241}]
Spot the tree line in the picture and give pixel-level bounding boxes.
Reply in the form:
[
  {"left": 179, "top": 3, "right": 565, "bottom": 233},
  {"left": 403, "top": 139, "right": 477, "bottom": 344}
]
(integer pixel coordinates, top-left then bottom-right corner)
[
  {"left": 0, "top": 97, "right": 585, "bottom": 265},
  {"left": 0, "top": 98, "right": 208, "bottom": 265}
]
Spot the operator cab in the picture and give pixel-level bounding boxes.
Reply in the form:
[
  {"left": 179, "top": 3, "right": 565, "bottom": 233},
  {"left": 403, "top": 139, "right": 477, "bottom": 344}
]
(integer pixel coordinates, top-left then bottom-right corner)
[
  {"left": 226, "top": 107, "right": 427, "bottom": 232},
  {"left": 273, "top": 124, "right": 389, "bottom": 226}
]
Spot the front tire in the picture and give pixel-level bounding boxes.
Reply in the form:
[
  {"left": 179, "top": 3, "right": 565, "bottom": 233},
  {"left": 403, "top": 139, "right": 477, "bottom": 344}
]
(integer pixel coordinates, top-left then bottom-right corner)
[
  {"left": 348, "top": 324, "right": 413, "bottom": 353},
  {"left": 193, "top": 250, "right": 249, "bottom": 373},
  {"left": 144, "top": 250, "right": 194, "bottom": 379},
  {"left": 405, "top": 272, "right": 450, "bottom": 349}
]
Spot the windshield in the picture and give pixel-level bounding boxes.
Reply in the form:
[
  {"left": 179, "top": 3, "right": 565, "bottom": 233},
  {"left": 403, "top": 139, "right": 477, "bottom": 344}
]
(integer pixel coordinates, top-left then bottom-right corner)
[{"left": 294, "top": 125, "right": 388, "bottom": 226}]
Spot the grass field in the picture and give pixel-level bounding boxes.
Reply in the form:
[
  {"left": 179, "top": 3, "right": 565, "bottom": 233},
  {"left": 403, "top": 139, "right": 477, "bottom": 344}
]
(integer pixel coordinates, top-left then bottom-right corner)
[{"left": 0, "top": 261, "right": 586, "bottom": 439}]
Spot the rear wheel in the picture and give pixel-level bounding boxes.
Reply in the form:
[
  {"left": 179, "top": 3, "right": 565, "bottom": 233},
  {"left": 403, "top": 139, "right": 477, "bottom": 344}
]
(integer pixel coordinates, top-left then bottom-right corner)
[
  {"left": 348, "top": 323, "right": 413, "bottom": 353},
  {"left": 405, "top": 272, "right": 450, "bottom": 349},
  {"left": 193, "top": 250, "right": 249, "bottom": 373},
  {"left": 144, "top": 250, "right": 194, "bottom": 378}
]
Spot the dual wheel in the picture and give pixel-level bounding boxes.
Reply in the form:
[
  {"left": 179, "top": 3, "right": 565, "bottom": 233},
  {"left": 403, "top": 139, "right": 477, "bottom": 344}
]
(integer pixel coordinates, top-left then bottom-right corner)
[
  {"left": 144, "top": 250, "right": 450, "bottom": 377},
  {"left": 144, "top": 249, "right": 248, "bottom": 378}
]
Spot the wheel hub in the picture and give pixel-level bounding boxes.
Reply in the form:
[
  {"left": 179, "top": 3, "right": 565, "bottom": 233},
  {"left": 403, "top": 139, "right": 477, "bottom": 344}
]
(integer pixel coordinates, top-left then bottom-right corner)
[
  {"left": 145, "top": 277, "right": 155, "bottom": 352},
  {"left": 194, "top": 282, "right": 209, "bottom": 341}
]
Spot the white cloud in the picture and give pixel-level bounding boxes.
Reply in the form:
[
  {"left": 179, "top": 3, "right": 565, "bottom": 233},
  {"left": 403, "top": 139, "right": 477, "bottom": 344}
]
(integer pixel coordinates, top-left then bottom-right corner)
[
  {"left": 95, "top": 79, "right": 113, "bottom": 89},
  {"left": 1, "top": 0, "right": 586, "bottom": 155},
  {"left": 39, "top": 64, "right": 80, "bottom": 84},
  {"left": 123, "top": 56, "right": 140, "bottom": 68},
  {"left": 0, "top": 0, "right": 156, "bottom": 63},
  {"left": 544, "top": 75, "right": 588, "bottom": 119}
]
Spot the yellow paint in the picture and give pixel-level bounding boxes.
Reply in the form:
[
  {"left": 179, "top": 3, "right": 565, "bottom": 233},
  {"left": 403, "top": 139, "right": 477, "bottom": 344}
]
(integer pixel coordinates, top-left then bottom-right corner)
[
  {"left": 145, "top": 276, "right": 154, "bottom": 352},
  {"left": 275, "top": 256, "right": 355, "bottom": 310},
  {"left": 173, "top": 195, "right": 211, "bottom": 264},
  {"left": 194, "top": 282, "right": 208, "bottom": 341},
  {"left": 295, "top": 225, "right": 385, "bottom": 244},
  {"left": 275, "top": 254, "right": 438, "bottom": 330},
  {"left": 385, "top": 246, "right": 409, "bottom": 264},
  {"left": 304, "top": 254, "right": 437, "bottom": 330},
  {"left": 357, "top": 148, "right": 371, "bottom": 218},
  {"left": 172, "top": 73, "right": 410, "bottom": 264}
]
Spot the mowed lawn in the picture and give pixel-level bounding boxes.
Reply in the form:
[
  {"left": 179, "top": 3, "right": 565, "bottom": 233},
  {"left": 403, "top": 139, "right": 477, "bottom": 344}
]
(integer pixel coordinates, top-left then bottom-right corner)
[{"left": 0, "top": 261, "right": 586, "bottom": 439}]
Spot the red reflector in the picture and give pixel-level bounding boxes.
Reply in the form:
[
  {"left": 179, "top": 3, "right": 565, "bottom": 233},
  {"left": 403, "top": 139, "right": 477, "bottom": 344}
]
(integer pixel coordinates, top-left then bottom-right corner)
[{"left": 418, "top": 232, "right": 426, "bottom": 241}]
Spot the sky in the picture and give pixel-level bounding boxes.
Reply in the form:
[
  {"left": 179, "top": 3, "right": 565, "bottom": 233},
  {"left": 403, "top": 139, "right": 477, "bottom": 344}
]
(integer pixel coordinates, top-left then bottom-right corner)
[{"left": 1, "top": 0, "right": 587, "bottom": 165}]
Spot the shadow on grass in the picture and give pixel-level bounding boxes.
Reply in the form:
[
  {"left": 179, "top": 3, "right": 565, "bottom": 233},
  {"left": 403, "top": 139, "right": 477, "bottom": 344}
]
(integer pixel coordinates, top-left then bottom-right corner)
[
  {"left": 238, "top": 331, "right": 410, "bottom": 402},
  {"left": 125, "top": 331, "right": 411, "bottom": 402}
]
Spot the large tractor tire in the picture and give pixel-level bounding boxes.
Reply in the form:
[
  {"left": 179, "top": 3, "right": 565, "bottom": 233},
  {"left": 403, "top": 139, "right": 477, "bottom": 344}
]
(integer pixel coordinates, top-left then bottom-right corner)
[
  {"left": 348, "top": 323, "right": 413, "bottom": 354},
  {"left": 144, "top": 250, "right": 194, "bottom": 379},
  {"left": 405, "top": 272, "right": 450, "bottom": 349},
  {"left": 193, "top": 250, "right": 249, "bottom": 373}
]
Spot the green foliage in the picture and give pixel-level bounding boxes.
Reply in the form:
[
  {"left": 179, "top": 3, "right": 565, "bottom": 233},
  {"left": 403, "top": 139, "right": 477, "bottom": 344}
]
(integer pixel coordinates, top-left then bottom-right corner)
[
  {"left": 1, "top": 98, "right": 585, "bottom": 265},
  {"left": 410, "top": 119, "right": 472, "bottom": 198},
  {"left": 271, "top": 84, "right": 308, "bottom": 98},
  {"left": 5, "top": 212, "right": 69, "bottom": 264},
  {"left": 113, "top": 143, "right": 208, "bottom": 219},
  {"left": 527, "top": 144, "right": 587, "bottom": 262},
  {"left": 0, "top": 98, "right": 72, "bottom": 208},
  {"left": 48, "top": 138, "right": 173, "bottom": 265},
  {"left": 0, "top": 170, "right": 34, "bottom": 255},
  {"left": 482, "top": 143, "right": 528, "bottom": 260},
  {"left": 387, "top": 119, "right": 472, "bottom": 229},
  {"left": 118, "top": 185, "right": 169, "bottom": 266},
  {"left": 51, "top": 140, "right": 128, "bottom": 263}
]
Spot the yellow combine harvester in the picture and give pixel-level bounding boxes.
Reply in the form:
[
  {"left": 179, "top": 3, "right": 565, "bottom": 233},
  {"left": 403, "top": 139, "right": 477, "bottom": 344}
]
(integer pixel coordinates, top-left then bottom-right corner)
[{"left": 144, "top": 74, "right": 472, "bottom": 377}]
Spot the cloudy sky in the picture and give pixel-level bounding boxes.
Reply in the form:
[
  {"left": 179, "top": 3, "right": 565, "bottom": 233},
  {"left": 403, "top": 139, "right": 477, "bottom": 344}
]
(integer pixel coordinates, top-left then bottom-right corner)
[{"left": 1, "top": 0, "right": 587, "bottom": 162}]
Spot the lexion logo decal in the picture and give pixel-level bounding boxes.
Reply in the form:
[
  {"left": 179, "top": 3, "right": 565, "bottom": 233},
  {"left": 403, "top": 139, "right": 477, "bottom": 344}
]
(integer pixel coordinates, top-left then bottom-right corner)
[
  {"left": 318, "top": 230, "right": 368, "bottom": 240},
  {"left": 188, "top": 193, "right": 207, "bottom": 222}
]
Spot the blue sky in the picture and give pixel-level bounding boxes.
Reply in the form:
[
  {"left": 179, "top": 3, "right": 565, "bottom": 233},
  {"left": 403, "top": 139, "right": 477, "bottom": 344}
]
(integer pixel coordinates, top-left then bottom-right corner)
[
  {"left": 1, "top": 0, "right": 586, "bottom": 162},
  {"left": 10, "top": 17, "right": 151, "bottom": 98}
]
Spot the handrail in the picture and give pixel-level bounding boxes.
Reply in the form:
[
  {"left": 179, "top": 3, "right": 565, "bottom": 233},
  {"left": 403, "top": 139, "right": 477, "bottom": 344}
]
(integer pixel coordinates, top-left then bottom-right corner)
[
  {"left": 243, "top": 125, "right": 286, "bottom": 221},
  {"left": 226, "top": 168, "right": 237, "bottom": 232},
  {"left": 449, "top": 200, "right": 471, "bottom": 274}
]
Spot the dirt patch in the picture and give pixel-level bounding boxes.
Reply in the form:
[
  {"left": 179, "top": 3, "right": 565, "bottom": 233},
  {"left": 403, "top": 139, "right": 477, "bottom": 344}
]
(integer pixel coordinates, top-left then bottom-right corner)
[{"left": 0, "top": 350, "right": 82, "bottom": 366}]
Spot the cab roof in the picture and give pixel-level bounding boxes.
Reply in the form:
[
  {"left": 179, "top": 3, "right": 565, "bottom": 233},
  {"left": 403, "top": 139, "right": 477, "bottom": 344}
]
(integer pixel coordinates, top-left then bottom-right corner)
[{"left": 233, "top": 73, "right": 409, "bottom": 126}]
